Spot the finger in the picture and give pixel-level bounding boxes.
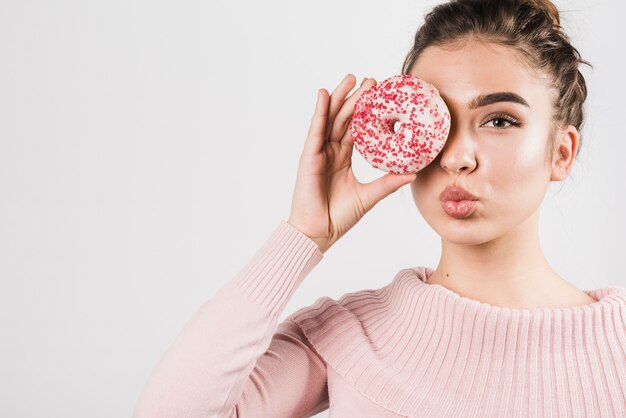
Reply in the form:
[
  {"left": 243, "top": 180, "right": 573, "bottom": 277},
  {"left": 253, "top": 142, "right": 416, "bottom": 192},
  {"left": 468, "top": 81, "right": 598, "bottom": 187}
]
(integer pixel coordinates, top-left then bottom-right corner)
[
  {"left": 303, "top": 88, "right": 330, "bottom": 155},
  {"left": 330, "top": 78, "right": 377, "bottom": 143},
  {"left": 324, "top": 74, "right": 357, "bottom": 140},
  {"left": 325, "top": 76, "right": 363, "bottom": 142},
  {"left": 339, "top": 118, "right": 355, "bottom": 149},
  {"left": 360, "top": 171, "right": 417, "bottom": 213}
]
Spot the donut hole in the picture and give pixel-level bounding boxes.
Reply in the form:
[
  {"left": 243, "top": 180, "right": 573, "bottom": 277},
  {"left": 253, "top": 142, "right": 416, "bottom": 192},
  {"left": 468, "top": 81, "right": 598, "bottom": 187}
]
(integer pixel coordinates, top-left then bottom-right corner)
[{"left": 393, "top": 121, "right": 401, "bottom": 133}]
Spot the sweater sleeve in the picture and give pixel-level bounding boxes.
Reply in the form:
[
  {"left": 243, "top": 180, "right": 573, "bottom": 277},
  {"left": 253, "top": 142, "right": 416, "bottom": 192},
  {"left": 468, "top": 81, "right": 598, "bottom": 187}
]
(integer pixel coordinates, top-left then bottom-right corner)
[{"left": 132, "top": 220, "right": 329, "bottom": 418}]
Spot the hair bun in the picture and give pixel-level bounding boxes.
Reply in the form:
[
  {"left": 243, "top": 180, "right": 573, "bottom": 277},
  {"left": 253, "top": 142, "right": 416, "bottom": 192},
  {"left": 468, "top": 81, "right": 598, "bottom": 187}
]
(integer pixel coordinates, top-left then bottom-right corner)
[{"left": 529, "top": 0, "right": 560, "bottom": 28}]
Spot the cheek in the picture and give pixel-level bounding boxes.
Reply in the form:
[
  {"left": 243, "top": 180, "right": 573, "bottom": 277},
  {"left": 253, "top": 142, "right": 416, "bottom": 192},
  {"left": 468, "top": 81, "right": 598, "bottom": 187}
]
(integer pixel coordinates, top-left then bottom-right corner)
[
  {"left": 487, "top": 137, "right": 550, "bottom": 209},
  {"left": 410, "top": 130, "right": 551, "bottom": 221},
  {"left": 410, "top": 166, "right": 440, "bottom": 218}
]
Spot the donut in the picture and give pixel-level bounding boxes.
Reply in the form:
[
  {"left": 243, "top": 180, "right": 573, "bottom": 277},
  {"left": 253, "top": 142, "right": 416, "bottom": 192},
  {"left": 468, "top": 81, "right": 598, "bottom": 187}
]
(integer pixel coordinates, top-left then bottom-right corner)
[{"left": 349, "top": 74, "right": 451, "bottom": 174}]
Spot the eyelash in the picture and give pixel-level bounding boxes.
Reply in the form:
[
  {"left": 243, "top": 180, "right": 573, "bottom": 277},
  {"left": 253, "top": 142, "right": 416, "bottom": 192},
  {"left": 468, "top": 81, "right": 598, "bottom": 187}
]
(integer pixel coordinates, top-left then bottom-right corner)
[{"left": 482, "top": 112, "right": 521, "bottom": 129}]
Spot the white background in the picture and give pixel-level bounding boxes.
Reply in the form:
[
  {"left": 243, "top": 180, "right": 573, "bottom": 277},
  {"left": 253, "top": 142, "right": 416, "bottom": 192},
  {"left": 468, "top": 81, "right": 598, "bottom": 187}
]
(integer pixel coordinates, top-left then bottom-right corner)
[{"left": 1, "top": 1, "right": 625, "bottom": 416}]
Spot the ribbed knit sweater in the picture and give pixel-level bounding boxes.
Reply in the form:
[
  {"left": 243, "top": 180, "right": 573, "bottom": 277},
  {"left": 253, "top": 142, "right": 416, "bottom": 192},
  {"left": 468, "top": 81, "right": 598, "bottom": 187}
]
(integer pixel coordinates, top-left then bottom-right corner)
[{"left": 133, "top": 220, "right": 626, "bottom": 418}]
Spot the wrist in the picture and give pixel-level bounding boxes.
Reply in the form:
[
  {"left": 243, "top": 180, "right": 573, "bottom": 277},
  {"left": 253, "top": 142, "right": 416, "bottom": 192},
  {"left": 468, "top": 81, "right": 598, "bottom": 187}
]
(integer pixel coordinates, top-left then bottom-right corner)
[{"left": 286, "top": 219, "right": 331, "bottom": 254}]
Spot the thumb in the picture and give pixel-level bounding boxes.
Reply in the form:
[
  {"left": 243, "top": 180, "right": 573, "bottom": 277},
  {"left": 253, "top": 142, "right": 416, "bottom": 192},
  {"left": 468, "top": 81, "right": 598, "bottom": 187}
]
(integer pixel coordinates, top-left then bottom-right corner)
[{"left": 360, "top": 172, "right": 417, "bottom": 211}]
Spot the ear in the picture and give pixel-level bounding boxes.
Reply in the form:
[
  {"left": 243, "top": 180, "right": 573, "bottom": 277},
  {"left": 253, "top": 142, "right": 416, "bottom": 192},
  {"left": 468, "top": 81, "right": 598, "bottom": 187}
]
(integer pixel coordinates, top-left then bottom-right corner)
[{"left": 550, "top": 124, "right": 579, "bottom": 182}]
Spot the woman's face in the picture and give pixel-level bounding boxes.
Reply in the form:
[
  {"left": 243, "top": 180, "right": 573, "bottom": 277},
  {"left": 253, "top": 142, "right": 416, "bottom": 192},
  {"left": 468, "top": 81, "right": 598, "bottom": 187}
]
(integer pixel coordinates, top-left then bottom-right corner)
[{"left": 409, "top": 39, "right": 573, "bottom": 245}]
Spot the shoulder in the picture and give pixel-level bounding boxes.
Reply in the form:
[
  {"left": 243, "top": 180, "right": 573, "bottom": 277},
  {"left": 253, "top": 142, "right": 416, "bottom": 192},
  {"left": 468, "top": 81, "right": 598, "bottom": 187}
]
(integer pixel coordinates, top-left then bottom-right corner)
[
  {"left": 282, "top": 266, "right": 433, "bottom": 392},
  {"left": 286, "top": 265, "right": 431, "bottom": 331}
]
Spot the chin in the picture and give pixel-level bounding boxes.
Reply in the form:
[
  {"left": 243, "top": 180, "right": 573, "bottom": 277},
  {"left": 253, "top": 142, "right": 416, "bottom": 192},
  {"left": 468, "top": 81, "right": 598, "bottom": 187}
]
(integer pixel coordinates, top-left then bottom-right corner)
[
  {"left": 440, "top": 230, "right": 488, "bottom": 246},
  {"left": 433, "top": 215, "right": 494, "bottom": 246}
]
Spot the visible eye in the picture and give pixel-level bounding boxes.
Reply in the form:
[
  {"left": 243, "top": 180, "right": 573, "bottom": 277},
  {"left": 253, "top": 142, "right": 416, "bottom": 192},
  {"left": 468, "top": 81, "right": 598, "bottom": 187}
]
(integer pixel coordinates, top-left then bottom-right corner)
[{"left": 482, "top": 112, "right": 521, "bottom": 129}]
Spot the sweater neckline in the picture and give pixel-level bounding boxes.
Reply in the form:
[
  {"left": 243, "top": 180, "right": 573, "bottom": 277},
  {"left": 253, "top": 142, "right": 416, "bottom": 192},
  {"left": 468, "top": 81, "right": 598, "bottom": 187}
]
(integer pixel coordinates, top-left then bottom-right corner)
[
  {"left": 412, "top": 266, "right": 626, "bottom": 317},
  {"left": 290, "top": 266, "right": 626, "bottom": 417}
]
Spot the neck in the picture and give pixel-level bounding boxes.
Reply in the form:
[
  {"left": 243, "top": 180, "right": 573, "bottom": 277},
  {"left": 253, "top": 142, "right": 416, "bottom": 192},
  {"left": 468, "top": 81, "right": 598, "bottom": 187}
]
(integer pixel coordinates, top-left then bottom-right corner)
[{"left": 427, "top": 208, "right": 595, "bottom": 309}]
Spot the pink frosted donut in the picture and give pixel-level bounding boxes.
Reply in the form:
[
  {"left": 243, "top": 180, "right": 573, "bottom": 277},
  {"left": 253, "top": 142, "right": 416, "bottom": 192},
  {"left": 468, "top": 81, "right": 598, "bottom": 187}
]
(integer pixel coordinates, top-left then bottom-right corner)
[{"left": 350, "top": 74, "right": 451, "bottom": 174}]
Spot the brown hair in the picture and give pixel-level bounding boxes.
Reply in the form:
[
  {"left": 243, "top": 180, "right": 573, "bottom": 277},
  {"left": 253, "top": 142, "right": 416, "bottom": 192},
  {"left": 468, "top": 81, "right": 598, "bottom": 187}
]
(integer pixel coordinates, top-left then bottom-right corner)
[{"left": 401, "top": 0, "right": 592, "bottom": 166}]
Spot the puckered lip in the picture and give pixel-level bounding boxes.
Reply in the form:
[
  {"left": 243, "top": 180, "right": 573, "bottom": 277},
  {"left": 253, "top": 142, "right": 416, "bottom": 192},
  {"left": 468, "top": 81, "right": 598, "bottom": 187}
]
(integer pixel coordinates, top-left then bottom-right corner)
[{"left": 439, "top": 185, "right": 479, "bottom": 202}]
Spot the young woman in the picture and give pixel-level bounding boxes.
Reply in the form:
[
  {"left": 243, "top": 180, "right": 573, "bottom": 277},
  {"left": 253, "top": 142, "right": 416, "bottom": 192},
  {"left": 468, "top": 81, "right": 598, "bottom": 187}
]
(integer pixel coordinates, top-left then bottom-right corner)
[{"left": 134, "top": 0, "right": 626, "bottom": 416}]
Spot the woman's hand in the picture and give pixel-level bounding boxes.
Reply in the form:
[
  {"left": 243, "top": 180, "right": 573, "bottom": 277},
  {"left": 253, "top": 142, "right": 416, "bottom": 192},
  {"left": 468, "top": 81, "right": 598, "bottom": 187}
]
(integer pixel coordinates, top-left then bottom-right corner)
[{"left": 287, "top": 74, "right": 417, "bottom": 253}]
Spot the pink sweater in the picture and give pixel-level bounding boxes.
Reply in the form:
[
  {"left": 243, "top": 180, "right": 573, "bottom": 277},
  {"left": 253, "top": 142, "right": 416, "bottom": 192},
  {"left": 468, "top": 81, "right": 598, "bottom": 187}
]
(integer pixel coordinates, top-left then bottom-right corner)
[{"left": 133, "top": 221, "right": 626, "bottom": 417}]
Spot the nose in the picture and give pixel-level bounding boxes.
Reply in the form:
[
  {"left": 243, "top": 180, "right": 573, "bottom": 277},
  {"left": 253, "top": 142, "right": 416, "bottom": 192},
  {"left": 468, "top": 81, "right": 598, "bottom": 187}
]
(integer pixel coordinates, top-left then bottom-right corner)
[{"left": 438, "top": 122, "right": 477, "bottom": 174}]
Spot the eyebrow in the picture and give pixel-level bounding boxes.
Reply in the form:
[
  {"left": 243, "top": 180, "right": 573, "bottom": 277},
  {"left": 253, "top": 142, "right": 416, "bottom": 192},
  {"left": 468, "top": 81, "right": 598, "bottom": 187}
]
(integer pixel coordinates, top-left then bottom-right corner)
[{"left": 467, "top": 92, "right": 530, "bottom": 109}]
